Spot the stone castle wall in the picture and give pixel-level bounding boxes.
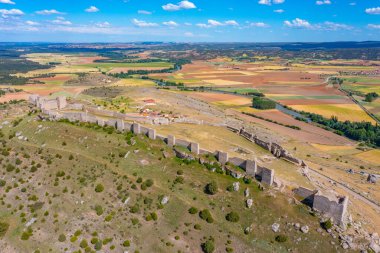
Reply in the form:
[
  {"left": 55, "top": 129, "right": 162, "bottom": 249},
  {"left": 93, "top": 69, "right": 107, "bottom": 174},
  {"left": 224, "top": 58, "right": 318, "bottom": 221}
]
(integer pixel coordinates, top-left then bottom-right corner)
[
  {"left": 293, "top": 187, "right": 348, "bottom": 225},
  {"left": 31, "top": 95, "right": 348, "bottom": 225}
]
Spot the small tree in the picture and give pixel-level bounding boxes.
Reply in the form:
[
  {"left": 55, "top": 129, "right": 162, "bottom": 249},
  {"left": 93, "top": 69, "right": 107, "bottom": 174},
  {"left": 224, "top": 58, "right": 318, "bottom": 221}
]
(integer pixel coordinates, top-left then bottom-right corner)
[
  {"left": 205, "top": 181, "right": 218, "bottom": 195},
  {"left": 201, "top": 239, "right": 215, "bottom": 253},
  {"left": 226, "top": 212, "right": 240, "bottom": 222},
  {"left": 95, "top": 184, "right": 104, "bottom": 193}
]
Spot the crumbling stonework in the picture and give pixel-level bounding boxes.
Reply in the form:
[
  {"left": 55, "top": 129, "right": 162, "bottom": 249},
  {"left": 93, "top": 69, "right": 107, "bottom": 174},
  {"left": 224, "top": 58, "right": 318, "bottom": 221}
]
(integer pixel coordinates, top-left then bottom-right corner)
[
  {"left": 148, "top": 129, "right": 156, "bottom": 140},
  {"left": 132, "top": 123, "right": 141, "bottom": 134},
  {"left": 217, "top": 151, "right": 229, "bottom": 165},
  {"left": 232, "top": 127, "right": 303, "bottom": 166},
  {"left": 31, "top": 95, "right": 349, "bottom": 225},
  {"left": 190, "top": 142, "right": 200, "bottom": 155},
  {"left": 167, "top": 135, "right": 176, "bottom": 147},
  {"left": 293, "top": 187, "right": 348, "bottom": 226},
  {"left": 116, "top": 119, "right": 125, "bottom": 132},
  {"left": 245, "top": 159, "right": 257, "bottom": 177}
]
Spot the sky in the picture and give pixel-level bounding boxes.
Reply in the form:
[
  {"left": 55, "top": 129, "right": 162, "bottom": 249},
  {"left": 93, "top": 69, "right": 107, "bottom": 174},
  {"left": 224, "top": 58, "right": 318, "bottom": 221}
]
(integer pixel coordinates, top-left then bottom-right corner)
[{"left": 0, "top": 0, "right": 379, "bottom": 42}]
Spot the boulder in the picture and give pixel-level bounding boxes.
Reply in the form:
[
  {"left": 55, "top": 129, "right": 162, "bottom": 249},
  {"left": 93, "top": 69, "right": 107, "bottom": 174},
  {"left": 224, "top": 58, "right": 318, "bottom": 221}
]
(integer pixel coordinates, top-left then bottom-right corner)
[
  {"left": 246, "top": 199, "right": 253, "bottom": 209},
  {"left": 301, "top": 225, "right": 309, "bottom": 234},
  {"left": 272, "top": 223, "right": 280, "bottom": 233},
  {"left": 367, "top": 174, "right": 377, "bottom": 184},
  {"left": 244, "top": 188, "right": 250, "bottom": 198},
  {"left": 161, "top": 196, "right": 169, "bottom": 205},
  {"left": 233, "top": 182, "right": 240, "bottom": 192}
]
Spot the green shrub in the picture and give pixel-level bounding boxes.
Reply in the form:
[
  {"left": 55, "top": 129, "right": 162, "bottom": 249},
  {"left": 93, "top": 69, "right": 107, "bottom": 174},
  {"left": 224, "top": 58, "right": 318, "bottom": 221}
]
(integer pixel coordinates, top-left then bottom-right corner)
[
  {"left": 58, "top": 234, "right": 66, "bottom": 242},
  {"left": 194, "top": 224, "right": 201, "bottom": 230},
  {"left": 0, "top": 222, "right": 9, "bottom": 238},
  {"left": 95, "top": 205, "right": 103, "bottom": 216},
  {"left": 201, "top": 239, "right": 215, "bottom": 253},
  {"left": 275, "top": 234, "right": 288, "bottom": 243},
  {"left": 130, "top": 205, "right": 140, "bottom": 214},
  {"left": 188, "top": 207, "right": 198, "bottom": 214},
  {"left": 205, "top": 181, "right": 218, "bottom": 195},
  {"left": 199, "top": 209, "right": 214, "bottom": 223},
  {"left": 145, "top": 179, "right": 154, "bottom": 187},
  {"left": 322, "top": 219, "right": 333, "bottom": 230},
  {"left": 0, "top": 180, "right": 6, "bottom": 187},
  {"left": 226, "top": 212, "right": 240, "bottom": 222},
  {"left": 94, "top": 241, "right": 102, "bottom": 250},
  {"left": 174, "top": 176, "right": 184, "bottom": 184},
  {"left": 95, "top": 184, "right": 104, "bottom": 193},
  {"left": 80, "top": 239, "right": 88, "bottom": 248},
  {"left": 123, "top": 240, "right": 130, "bottom": 247}
]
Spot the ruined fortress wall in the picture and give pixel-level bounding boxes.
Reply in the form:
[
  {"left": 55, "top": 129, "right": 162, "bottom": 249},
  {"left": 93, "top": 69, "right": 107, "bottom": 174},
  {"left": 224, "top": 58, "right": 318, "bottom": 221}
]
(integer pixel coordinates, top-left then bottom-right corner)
[
  {"left": 313, "top": 194, "right": 348, "bottom": 225},
  {"left": 85, "top": 107, "right": 114, "bottom": 117},
  {"left": 217, "top": 151, "right": 229, "bottom": 165},
  {"left": 140, "top": 126, "right": 150, "bottom": 135},
  {"left": 34, "top": 96, "right": 348, "bottom": 225},
  {"left": 245, "top": 160, "right": 257, "bottom": 177},
  {"left": 229, "top": 157, "right": 246, "bottom": 169},
  {"left": 176, "top": 139, "right": 191, "bottom": 149},
  {"left": 294, "top": 187, "right": 317, "bottom": 199},
  {"left": 42, "top": 100, "right": 59, "bottom": 110}
]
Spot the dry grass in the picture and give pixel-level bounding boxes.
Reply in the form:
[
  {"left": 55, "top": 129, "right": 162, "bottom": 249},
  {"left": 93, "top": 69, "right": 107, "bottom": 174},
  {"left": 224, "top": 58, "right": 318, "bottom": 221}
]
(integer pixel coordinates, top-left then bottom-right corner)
[{"left": 290, "top": 104, "right": 376, "bottom": 123}]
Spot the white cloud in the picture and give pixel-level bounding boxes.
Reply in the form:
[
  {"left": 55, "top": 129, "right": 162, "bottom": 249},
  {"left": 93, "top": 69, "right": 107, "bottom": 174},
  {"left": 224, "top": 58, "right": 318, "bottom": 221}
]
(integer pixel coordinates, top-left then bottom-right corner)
[
  {"left": 162, "top": 1, "right": 196, "bottom": 11},
  {"left": 197, "top": 19, "right": 240, "bottom": 28},
  {"left": 250, "top": 22, "right": 269, "bottom": 27},
  {"left": 184, "top": 22, "right": 192, "bottom": 26},
  {"left": 132, "top": 18, "right": 158, "bottom": 27},
  {"left": 36, "top": 9, "right": 63, "bottom": 15},
  {"left": 225, "top": 20, "right": 239, "bottom": 26},
  {"left": 25, "top": 20, "right": 39, "bottom": 26},
  {"left": 274, "top": 9, "right": 284, "bottom": 13},
  {"left": 51, "top": 17, "right": 72, "bottom": 25},
  {"left": 138, "top": 10, "right": 152, "bottom": 15},
  {"left": 163, "top": 20, "right": 178, "bottom": 27},
  {"left": 365, "top": 7, "right": 380, "bottom": 15},
  {"left": 0, "top": 8, "right": 23, "bottom": 18},
  {"left": 96, "top": 22, "right": 111, "bottom": 28},
  {"left": 284, "top": 18, "right": 352, "bottom": 31},
  {"left": 184, "top": 32, "right": 194, "bottom": 37},
  {"left": 85, "top": 6, "right": 99, "bottom": 13},
  {"left": 322, "top": 22, "right": 352, "bottom": 31},
  {"left": 316, "top": 0, "right": 331, "bottom": 5},
  {"left": 368, "top": 24, "right": 380, "bottom": 29},
  {"left": 349, "top": 2, "right": 356, "bottom": 6},
  {"left": 258, "top": 0, "right": 284, "bottom": 5},
  {"left": 0, "top": 0, "right": 15, "bottom": 5},
  {"left": 284, "top": 18, "right": 312, "bottom": 28}
]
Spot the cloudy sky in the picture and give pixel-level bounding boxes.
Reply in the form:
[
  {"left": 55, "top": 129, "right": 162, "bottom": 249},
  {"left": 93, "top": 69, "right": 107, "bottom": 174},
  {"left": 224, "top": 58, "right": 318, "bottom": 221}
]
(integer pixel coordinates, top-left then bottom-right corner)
[{"left": 0, "top": 0, "right": 379, "bottom": 42}]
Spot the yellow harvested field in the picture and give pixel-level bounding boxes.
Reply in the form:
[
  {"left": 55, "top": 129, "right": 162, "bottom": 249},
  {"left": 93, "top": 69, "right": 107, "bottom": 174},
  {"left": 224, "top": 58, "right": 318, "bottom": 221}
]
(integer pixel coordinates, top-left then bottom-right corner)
[
  {"left": 213, "top": 98, "right": 252, "bottom": 106},
  {"left": 307, "top": 70, "right": 339, "bottom": 75},
  {"left": 205, "top": 79, "right": 249, "bottom": 85},
  {"left": 310, "top": 143, "right": 356, "bottom": 152},
  {"left": 290, "top": 104, "right": 376, "bottom": 123},
  {"left": 355, "top": 150, "right": 380, "bottom": 165},
  {"left": 113, "top": 79, "right": 155, "bottom": 87}
]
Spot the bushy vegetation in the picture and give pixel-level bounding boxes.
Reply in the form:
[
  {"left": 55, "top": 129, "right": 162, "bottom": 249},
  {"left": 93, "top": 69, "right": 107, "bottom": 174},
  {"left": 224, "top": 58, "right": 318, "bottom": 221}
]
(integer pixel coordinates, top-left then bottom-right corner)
[
  {"left": 252, "top": 97, "right": 276, "bottom": 110},
  {"left": 298, "top": 112, "right": 380, "bottom": 147},
  {"left": 201, "top": 238, "right": 215, "bottom": 253},
  {"left": 225, "top": 212, "right": 240, "bottom": 222},
  {"left": 275, "top": 234, "right": 288, "bottom": 243},
  {"left": 365, "top": 92, "right": 379, "bottom": 102},
  {"left": 199, "top": 209, "right": 214, "bottom": 223},
  {"left": 204, "top": 181, "right": 218, "bottom": 195}
]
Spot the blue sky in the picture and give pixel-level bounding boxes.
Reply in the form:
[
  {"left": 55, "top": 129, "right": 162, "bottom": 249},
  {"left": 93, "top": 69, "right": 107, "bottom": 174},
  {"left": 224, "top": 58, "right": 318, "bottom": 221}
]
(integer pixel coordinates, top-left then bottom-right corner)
[{"left": 0, "top": 0, "right": 379, "bottom": 42}]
